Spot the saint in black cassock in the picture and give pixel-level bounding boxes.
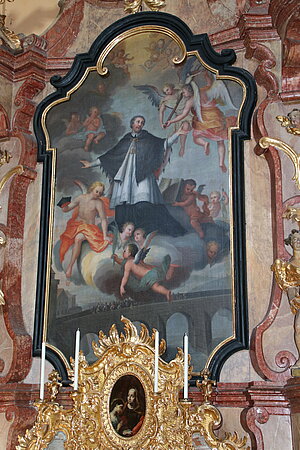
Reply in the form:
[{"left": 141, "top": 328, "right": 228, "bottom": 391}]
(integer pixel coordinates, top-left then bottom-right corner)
[{"left": 96, "top": 117, "right": 186, "bottom": 236}]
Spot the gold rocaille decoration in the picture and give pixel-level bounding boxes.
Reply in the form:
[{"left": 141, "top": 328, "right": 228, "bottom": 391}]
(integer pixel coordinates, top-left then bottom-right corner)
[
  {"left": 0, "top": 13, "right": 22, "bottom": 53},
  {"left": 283, "top": 206, "right": 300, "bottom": 229},
  {"left": 124, "top": 0, "right": 166, "bottom": 14},
  {"left": 0, "top": 147, "right": 11, "bottom": 166},
  {"left": 272, "top": 208, "right": 300, "bottom": 375},
  {"left": 259, "top": 136, "right": 300, "bottom": 189},
  {"left": 196, "top": 368, "right": 216, "bottom": 404},
  {"left": 277, "top": 109, "right": 300, "bottom": 136},
  {"left": 17, "top": 317, "right": 249, "bottom": 449},
  {"left": 271, "top": 206, "right": 300, "bottom": 299},
  {"left": 46, "top": 370, "right": 62, "bottom": 403}
]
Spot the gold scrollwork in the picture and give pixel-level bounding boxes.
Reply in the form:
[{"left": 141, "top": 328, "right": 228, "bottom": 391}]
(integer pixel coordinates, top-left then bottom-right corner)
[
  {"left": 18, "top": 317, "right": 249, "bottom": 449},
  {"left": 259, "top": 136, "right": 300, "bottom": 189},
  {"left": 124, "top": 0, "right": 166, "bottom": 14}
]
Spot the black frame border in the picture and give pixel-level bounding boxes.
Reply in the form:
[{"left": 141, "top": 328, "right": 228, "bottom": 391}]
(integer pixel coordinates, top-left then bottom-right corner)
[{"left": 33, "top": 11, "right": 256, "bottom": 383}]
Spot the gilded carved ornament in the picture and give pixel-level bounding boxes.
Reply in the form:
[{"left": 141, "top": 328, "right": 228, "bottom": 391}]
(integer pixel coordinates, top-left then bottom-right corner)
[
  {"left": 259, "top": 136, "right": 300, "bottom": 189},
  {"left": 124, "top": 0, "right": 166, "bottom": 13},
  {"left": 260, "top": 109, "right": 300, "bottom": 375},
  {"left": 0, "top": 13, "right": 22, "bottom": 53},
  {"left": 196, "top": 368, "right": 217, "bottom": 405},
  {"left": 277, "top": 108, "right": 300, "bottom": 136},
  {"left": 271, "top": 207, "right": 300, "bottom": 374},
  {"left": 18, "top": 317, "right": 249, "bottom": 449},
  {"left": 260, "top": 114, "right": 300, "bottom": 342},
  {"left": 0, "top": 146, "right": 11, "bottom": 167}
]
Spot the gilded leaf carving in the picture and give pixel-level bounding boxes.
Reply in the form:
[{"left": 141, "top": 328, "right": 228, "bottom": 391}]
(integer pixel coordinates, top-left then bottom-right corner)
[{"left": 18, "top": 318, "right": 249, "bottom": 449}]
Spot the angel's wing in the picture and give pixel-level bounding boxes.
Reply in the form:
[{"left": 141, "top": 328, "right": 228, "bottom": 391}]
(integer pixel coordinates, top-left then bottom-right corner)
[
  {"left": 179, "top": 58, "right": 205, "bottom": 86},
  {"left": 197, "top": 184, "right": 206, "bottom": 194},
  {"left": 73, "top": 179, "right": 87, "bottom": 194},
  {"left": 134, "top": 231, "right": 157, "bottom": 264},
  {"left": 176, "top": 56, "right": 202, "bottom": 85},
  {"left": 110, "top": 223, "right": 120, "bottom": 262},
  {"left": 207, "top": 79, "right": 238, "bottom": 110},
  {"left": 191, "top": 81, "right": 203, "bottom": 122},
  {"left": 133, "top": 85, "right": 164, "bottom": 108},
  {"left": 143, "top": 230, "right": 157, "bottom": 248},
  {"left": 134, "top": 247, "right": 151, "bottom": 265}
]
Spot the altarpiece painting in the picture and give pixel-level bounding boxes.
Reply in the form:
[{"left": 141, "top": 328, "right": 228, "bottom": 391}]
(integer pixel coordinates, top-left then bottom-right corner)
[{"left": 33, "top": 13, "right": 256, "bottom": 382}]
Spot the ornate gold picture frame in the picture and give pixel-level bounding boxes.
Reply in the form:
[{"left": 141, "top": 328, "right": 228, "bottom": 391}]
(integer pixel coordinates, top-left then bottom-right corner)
[{"left": 18, "top": 318, "right": 249, "bottom": 449}]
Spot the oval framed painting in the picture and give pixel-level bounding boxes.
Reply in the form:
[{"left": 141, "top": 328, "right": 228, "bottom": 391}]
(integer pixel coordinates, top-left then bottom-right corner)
[
  {"left": 109, "top": 374, "right": 146, "bottom": 437},
  {"left": 100, "top": 362, "right": 155, "bottom": 446}
]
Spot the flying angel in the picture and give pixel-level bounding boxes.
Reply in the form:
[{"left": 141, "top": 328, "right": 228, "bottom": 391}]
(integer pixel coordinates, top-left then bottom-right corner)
[
  {"left": 134, "top": 57, "right": 200, "bottom": 157},
  {"left": 165, "top": 69, "right": 239, "bottom": 172}
]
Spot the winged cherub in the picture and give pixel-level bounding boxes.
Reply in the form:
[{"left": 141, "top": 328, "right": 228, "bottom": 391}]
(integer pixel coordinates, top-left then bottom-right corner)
[{"left": 112, "top": 242, "right": 172, "bottom": 302}]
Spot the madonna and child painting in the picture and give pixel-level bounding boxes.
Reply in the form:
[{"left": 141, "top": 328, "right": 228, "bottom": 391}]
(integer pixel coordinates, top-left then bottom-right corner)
[{"left": 44, "top": 31, "right": 243, "bottom": 370}]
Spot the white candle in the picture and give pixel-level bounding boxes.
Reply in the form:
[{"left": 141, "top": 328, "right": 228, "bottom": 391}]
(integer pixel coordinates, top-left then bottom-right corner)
[
  {"left": 154, "top": 330, "right": 159, "bottom": 393},
  {"left": 183, "top": 333, "right": 189, "bottom": 399},
  {"left": 39, "top": 342, "right": 46, "bottom": 401},
  {"left": 74, "top": 328, "right": 80, "bottom": 391}
]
